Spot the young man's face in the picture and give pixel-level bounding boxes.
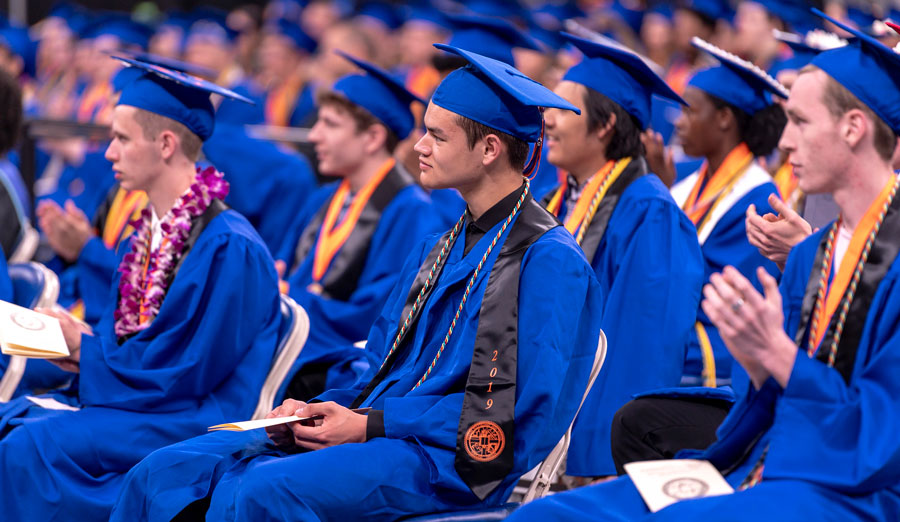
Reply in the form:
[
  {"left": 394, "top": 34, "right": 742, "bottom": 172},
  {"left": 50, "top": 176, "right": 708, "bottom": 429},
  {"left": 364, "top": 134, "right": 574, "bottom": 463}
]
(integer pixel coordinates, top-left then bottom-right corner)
[
  {"left": 415, "top": 103, "right": 485, "bottom": 191},
  {"left": 307, "top": 103, "right": 370, "bottom": 176},
  {"left": 779, "top": 69, "right": 847, "bottom": 195},
  {"left": 105, "top": 105, "right": 163, "bottom": 193},
  {"left": 545, "top": 81, "right": 601, "bottom": 174}
]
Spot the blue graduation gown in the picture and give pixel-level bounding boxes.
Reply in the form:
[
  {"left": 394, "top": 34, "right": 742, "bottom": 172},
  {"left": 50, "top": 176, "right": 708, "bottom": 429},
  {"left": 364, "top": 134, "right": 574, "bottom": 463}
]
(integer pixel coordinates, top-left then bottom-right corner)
[
  {"left": 36, "top": 148, "right": 117, "bottom": 223},
  {"left": 507, "top": 226, "right": 900, "bottom": 521},
  {"left": 111, "top": 211, "right": 604, "bottom": 522},
  {"left": 203, "top": 123, "right": 317, "bottom": 257},
  {"left": 567, "top": 174, "right": 705, "bottom": 476},
  {"left": 429, "top": 187, "right": 467, "bottom": 230},
  {"left": 277, "top": 180, "right": 443, "bottom": 393},
  {"left": 672, "top": 170, "right": 780, "bottom": 384},
  {"left": 0, "top": 254, "right": 10, "bottom": 301},
  {"left": 0, "top": 210, "right": 281, "bottom": 522}
]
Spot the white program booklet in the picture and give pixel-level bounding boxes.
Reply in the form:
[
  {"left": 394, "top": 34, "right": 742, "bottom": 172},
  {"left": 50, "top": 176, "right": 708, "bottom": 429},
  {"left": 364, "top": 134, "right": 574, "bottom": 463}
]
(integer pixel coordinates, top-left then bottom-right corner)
[
  {"left": 624, "top": 459, "right": 734, "bottom": 513},
  {"left": 0, "top": 300, "right": 69, "bottom": 358}
]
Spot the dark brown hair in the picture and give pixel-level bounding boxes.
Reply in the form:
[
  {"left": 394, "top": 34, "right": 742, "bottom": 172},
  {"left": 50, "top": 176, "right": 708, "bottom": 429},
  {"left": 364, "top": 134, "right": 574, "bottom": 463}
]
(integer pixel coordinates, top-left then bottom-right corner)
[
  {"left": 317, "top": 91, "right": 400, "bottom": 153},
  {"left": 454, "top": 115, "right": 530, "bottom": 172}
]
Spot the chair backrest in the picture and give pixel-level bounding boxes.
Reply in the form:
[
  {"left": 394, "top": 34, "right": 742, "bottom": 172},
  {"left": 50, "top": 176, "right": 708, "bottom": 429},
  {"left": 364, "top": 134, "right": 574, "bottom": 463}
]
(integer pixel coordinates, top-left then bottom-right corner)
[
  {"left": 9, "top": 225, "right": 40, "bottom": 264},
  {"left": 0, "top": 262, "right": 60, "bottom": 402},
  {"left": 521, "top": 329, "right": 608, "bottom": 503},
  {"left": 8, "top": 261, "right": 59, "bottom": 309},
  {"left": 251, "top": 294, "right": 310, "bottom": 420}
]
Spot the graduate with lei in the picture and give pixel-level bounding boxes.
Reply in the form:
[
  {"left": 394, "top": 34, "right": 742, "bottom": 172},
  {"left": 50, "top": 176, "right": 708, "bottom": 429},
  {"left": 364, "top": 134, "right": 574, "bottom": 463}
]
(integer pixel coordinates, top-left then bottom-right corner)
[
  {"left": 539, "top": 33, "right": 705, "bottom": 477},
  {"left": 668, "top": 38, "right": 784, "bottom": 387},
  {"left": 110, "top": 45, "right": 603, "bottom": 522},
  {"left": 508, "top": 12, "right": 900, "bottom": 521},
  {"left": 0, "top": 57, "right": 281, "bottom": 522},
  {"left": 274, "top": 52, "right": 442, "bottom": 399}
]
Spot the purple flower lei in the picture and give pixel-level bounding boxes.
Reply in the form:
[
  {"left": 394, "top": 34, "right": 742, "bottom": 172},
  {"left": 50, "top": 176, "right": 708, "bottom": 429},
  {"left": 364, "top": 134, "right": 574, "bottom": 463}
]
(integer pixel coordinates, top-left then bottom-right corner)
[{"left": 114, "top": 166, "right": 229, "bottom": 337}]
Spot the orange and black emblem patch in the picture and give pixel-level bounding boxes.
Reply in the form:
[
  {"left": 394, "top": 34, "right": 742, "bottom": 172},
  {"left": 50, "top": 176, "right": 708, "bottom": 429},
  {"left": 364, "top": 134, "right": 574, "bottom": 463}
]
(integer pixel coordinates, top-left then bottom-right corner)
[{"left": 464, "top": 421, "right": 505, "bottom": 462}]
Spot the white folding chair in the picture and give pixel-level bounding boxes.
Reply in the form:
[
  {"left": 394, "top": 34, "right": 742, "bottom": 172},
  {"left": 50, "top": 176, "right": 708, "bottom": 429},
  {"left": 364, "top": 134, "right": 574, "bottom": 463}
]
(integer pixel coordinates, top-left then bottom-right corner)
[
  {"left": 251, "top": 294, "right": 310, "bottom": 419},
  {"left": 520, "top": 330, "right": 608, "bottom": 503},
  {"left": 9, "top": 224, "right": 39, "bottom": 264},
  {"left": 0, "top": 262, "right": 60, "bottom": 402}
]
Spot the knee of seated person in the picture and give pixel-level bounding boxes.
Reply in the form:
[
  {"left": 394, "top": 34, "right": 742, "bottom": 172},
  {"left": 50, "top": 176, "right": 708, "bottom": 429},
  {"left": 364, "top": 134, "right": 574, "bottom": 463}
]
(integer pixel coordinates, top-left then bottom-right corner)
[{"left": 611, "top": 399, "right": 646, "bottom": 443}]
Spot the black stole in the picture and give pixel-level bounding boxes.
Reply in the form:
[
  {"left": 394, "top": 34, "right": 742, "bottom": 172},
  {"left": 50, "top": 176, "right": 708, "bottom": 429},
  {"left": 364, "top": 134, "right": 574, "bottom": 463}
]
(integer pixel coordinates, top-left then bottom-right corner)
[
  {"left": 116, "top": 199, "right": 227, "bottom": 345},
  {"left": 351, "top": 194, "right": 559, "bottom": 500},
  {"left": 291, "top": 165, "right": 414, "bottom": 301},
  {"left": 540, "top": 157, "right": 648, "bottom": 264},
  {"left": 793, "top": 193, "right": 900, "bottom": 382}
]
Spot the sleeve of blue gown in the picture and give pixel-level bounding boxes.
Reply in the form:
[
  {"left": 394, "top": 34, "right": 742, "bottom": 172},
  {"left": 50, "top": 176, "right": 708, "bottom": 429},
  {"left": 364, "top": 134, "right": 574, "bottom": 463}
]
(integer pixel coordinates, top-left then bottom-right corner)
[
  {"left": 572, "top": 198, "right": 704, "bottom": 474},
  {"left": 77, "top": 227, "right": 281, "bottom": 412},
  {"left": 75, "top": 237, "right": 120, "bottom": 324},
  {"left": 313, "top": 236, "right": 436, "bottom": 407},
  {"left": 381, "top": 233, "right": 603, "bottom": 478},
  {"left": 0, "top": 254, "right": 11, "bottom": 302},
  {"left": 763, "top": 268, "right": 900, "bottom": 494},
  {"left": 290, "top": 190, "right": 442, "bottom": 345}
]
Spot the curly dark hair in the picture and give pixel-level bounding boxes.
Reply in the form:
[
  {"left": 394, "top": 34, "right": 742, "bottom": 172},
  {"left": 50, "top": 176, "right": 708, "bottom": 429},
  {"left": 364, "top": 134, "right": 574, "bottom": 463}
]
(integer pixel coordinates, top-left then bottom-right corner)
[
  {"left": 0, "top": 68, "right": 22, "bottom": 156},
  {"left": 710, "top": 95, "right": 787, "bottom": 157}
]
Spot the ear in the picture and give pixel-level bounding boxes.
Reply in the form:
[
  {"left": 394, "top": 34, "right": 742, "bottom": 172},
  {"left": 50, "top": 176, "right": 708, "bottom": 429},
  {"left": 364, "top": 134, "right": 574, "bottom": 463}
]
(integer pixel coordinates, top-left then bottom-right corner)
[
  {"left": 594, "top": 112, "right": 616, "bottom": 143},
  {"left": 158, "top": 130, "right": 179, "bottom": 161},
  {"left": 362, "top": 124, "right": 389, "bottom": 155},
  {"left": 715, "top": 105, "right": 734, "bottom": 132},
  {"left": 841, "top": 108, "right": 867, "bottom": 150},
  {"left": 481, "top": 133, "right": 504, "bottom": 167}
]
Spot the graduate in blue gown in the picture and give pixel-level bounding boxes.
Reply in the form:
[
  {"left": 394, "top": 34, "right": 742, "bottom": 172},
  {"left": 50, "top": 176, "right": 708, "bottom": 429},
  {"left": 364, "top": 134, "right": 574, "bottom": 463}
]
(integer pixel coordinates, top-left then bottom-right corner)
[
  {"left": 508, "top": 14, "right": 900, "bottom": 520},
  {"left": 272, "top": 53, "right": 442, "bottom": 398},
  {"left": 202, "top": 122, "right": 316, "bottom": 256},
  {"left": 667, "top": 38, "right": 784, "bottom": 386},
  {"left": 539, "top": 33, "right": 705, "bottom": 477},
  {"left": 0, "top": 57, "right": 280, "bottom": 522},
  {"left": 111, "top": 44, "right": 603, "bottom": 522}
]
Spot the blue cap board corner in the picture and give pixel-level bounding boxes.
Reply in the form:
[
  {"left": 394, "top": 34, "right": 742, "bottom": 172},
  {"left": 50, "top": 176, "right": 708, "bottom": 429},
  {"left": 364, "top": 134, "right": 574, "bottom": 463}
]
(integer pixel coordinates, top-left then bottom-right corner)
[
  {"left": 331, "top": 50, "right": 425, "bottom": 139},
  {"left": 688, "top": 36, "right": 789, "bottom": 115},
  {"left": 808, "top": 8, "right": 900, "bottom": 134},
  {"left": 111, "top": 55, "right": 254, "bottom": 141},
  {"left": 430, "top": 43, "right": 579, "bottom": 144},
  {"left": 560, "top": 31, "right": 686, "bottom": 129},
  {"left": 266, "top": 17, "right": 317, "bottom": 54}
]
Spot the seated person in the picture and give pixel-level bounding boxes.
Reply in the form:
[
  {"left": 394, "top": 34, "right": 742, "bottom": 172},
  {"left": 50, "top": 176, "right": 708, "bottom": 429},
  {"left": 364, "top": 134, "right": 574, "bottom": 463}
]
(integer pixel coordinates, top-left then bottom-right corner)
[
  {"left": 0, "top": 253, "right": 10, "bottom": 301},
  {"left": 508, "top": 13, "right": 900, "bottom": 520},
  {"left": 275, "top": 52, "right": 442, "bottom": 399},
  {"left": 541, "top": 33, "right": 705, "bottom": 478},
  {"left": 667, "top": 38, "right": 785, "bottom": 388},
  {"left": 0, "top": 67, "right": 28, "bottom": 260},
  {"left": 110, "top": 45, "right": 603, "bottom": 522},
  {"left": 0, "top": 57, "right": 281, "bottom": 522},
  {"left": 610, "top": 37, "right": 788, "bottom": 473}
]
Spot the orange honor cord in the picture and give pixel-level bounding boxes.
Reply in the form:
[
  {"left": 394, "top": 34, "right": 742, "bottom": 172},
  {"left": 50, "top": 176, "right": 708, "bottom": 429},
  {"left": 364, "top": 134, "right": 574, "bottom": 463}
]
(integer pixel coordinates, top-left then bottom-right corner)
[
  {"left": 311, "top": 158, "right": 396, "bottom": 283},
  {"left": 809, "top": 174, "right": 898, "bottom": 353},
  {"left": 102, "top": 189, "right": 149, "bottom": 248},
  {"left": 682, "top": 143, "right": 754, "bottom": 226}
]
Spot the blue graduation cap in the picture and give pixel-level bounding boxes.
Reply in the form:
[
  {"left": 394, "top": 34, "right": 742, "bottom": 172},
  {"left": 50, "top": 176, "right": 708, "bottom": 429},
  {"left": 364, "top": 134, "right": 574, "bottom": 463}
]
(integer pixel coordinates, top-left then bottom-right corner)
[
  {"left": 678, "top": 0, "right": 733, "bottom": 24},
  {"left": 445, "top": 13, "right": 541, "bottom": 65},
  {"left": 186, "top": 16, "right": 239, "bottom": 47},
  {"left": 0, "top": 26, "right": 36, "bottom": 78},
  {"left": 688, "top": 37, "right": 789, "bottom": 115},
  {"left": 331, "top": 51, "right": 425, "bottom": 139},
  {"left": 810, "top": 9, "right": 900, "bottom": 134},
  {"left": 430, "top": 43, "right": 579, "bottom": 173},
  {"left": 264, "top": 18, "right": 317, "bottom": 54},
  {"left": 755, "top": 0, "right": 821, "bottom": 33},
  {"left": 82, "top": 16, "right": 154, "bottom": 50},
  {"left": 357, "top": 2, "right": 405, "bottom": 31},
  {"left": 112, "top": 55, "right": 254, "bottom": 141},
  {"left": 404, "top": 4, "right": 451, "bottom": 30},
  {"left": 465, "top": 0, "right": 528, "bottom": 21},
  {"left": 772, "top": 28, "right": 847, "bottom": 70},
  {"left": 561, "top": 32, "right": 686, "bottom": 129}
]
